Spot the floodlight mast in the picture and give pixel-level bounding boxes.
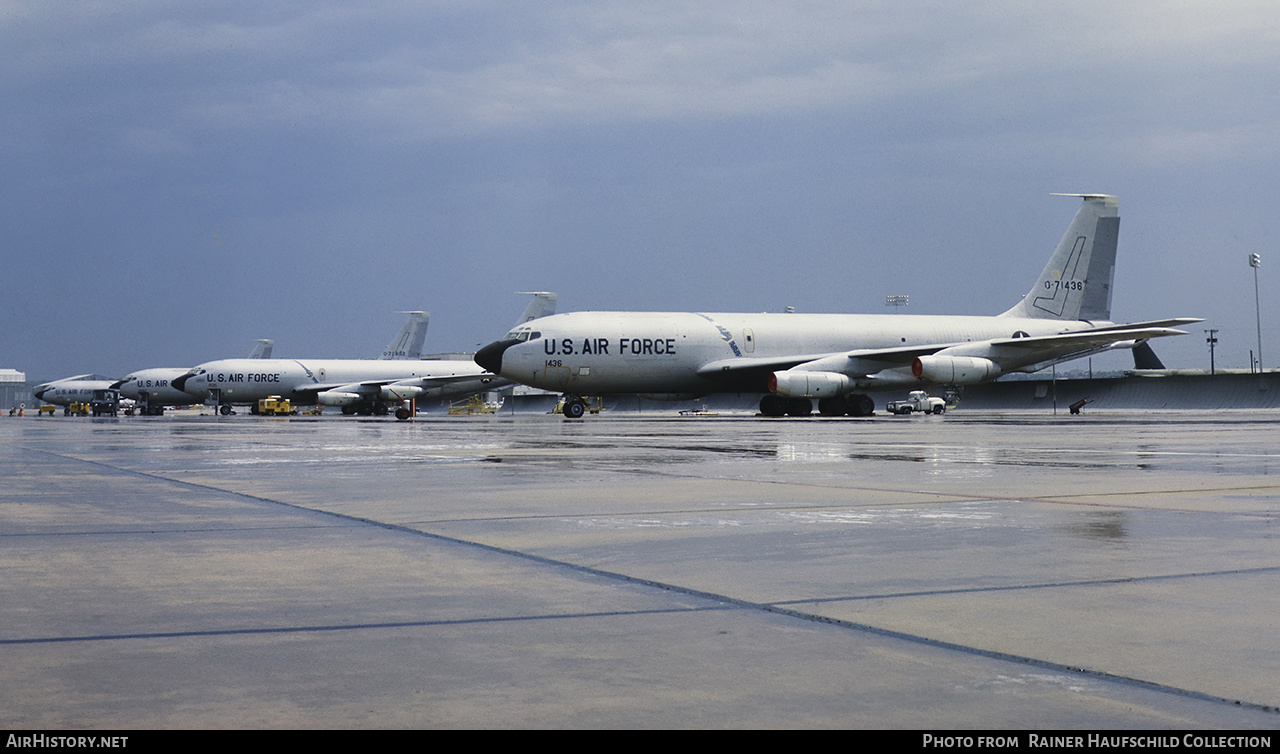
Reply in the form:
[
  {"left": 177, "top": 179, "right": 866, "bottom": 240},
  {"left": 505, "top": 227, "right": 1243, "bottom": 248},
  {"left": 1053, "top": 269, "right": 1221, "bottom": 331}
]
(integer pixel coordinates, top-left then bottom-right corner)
[{"left": 1250, "top": 253, "right": 1262, "bottom": 372}]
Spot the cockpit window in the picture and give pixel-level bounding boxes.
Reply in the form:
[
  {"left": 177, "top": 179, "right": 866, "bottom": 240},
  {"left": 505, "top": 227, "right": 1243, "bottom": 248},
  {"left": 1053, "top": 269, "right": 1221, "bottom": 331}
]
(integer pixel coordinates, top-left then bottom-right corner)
[{"left": 503, "top": 329, "right": 540, "bottom": 343}]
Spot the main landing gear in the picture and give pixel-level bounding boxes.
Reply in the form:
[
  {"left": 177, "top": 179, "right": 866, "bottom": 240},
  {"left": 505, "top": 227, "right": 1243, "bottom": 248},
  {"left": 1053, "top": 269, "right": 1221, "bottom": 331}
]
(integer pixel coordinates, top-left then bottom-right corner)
[
  {"left": 561, "top": 395, "right": 587, "bottom": 419},
  {"left": 557, "top": 395, "right": 604, "bottom": 419},
  {"left": 759, "top": 393, "right": 875, "bottom": 417},
  {"left": 339, "top": 403, "right": 390, "bottom": 416}
]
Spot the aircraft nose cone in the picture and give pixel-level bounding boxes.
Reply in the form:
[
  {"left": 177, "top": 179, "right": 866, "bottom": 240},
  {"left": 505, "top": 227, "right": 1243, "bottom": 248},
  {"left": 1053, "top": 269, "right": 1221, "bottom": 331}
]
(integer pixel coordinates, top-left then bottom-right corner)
[
  {"left": 474, "top": 340, "right": 514, "bottom": 374},
  {"left": 172, "top": 369, "right": 199, "bottom": 395},
  {"left": 33, "top": 386, "right": 48, "bottom": 401}
]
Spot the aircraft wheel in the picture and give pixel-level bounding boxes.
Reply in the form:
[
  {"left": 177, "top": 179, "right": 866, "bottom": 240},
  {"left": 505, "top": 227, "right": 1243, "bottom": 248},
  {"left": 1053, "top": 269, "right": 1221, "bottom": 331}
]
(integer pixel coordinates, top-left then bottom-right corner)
[
  {"left": 785, "top": 398, "right": 812, "bottom": 417},
  {"left": 394, "top": 407, "right": 411, "bottom": 421},
  {"left": 562, "top": 398, "right": 586, "bottom": 419},
  {"left": 219, "top": 404, "right": 232, "bottom": 415},
  {"left": 848, "top": 394, "right": 875, "bottom": 417},
  {"left": 341, "top": 405, "right": 356, "bottom": 415},
  {"left": 759, "top": 394, "right": 787, "bottom": 417}
]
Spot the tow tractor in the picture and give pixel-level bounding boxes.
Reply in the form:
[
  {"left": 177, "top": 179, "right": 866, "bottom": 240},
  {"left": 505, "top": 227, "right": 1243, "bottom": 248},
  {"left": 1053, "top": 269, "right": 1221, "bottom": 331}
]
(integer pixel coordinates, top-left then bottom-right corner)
[
  {"left": 89, "top": 388, "right": 119, "bottom": 417},
  {"left": 886, "top": 390, "right": 946, "bottom": 415}
]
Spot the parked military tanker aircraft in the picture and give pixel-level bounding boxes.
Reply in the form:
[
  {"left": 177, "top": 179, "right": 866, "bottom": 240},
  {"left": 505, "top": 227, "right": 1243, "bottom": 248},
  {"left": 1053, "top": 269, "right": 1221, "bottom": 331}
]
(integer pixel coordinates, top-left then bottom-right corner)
[
  {"left": 120, "top": 313, "right": 427, "bottom": 416},
  {"left": 114, "top": 340, "right": 275, "bottom": 415},
  {"left": 175, "top": 293, "right": 556, "bottom": 416},
  {"left": 474, "top": 195, "right": 1198, "bottom": 418},
  {"left": 32, "top": 375, "right": 119, "bottom": 409}
]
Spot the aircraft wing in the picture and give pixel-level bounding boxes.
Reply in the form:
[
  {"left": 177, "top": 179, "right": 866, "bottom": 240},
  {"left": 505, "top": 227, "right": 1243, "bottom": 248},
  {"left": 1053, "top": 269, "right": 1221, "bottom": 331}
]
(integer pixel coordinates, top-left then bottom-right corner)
[
  {"left": 910, "top": 326, "right": 1193, "bottom": 376},
  {"left": 703, "top": 323, "right": 1193, "bottom": 392},
  {"left": 1072, "top": 318, "right": 1203, "bottom": 333},
  {"left": 797, "top": 325, "right": 1192, "bottom": 383},
  {"left": 695, "top": 352, "right": 849, "bottom": 378},
  {"left": 293, "top": 373, "right": 500, "bottom": 396},
  {"left": 290, "top": 382, "right": 372, "bottom": 395}
]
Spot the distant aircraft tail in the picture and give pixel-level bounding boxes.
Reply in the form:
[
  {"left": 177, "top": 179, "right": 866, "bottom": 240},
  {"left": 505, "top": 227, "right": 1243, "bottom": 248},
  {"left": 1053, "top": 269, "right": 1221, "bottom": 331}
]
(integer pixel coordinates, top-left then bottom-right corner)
[
  {"left": 1001, "top": 194, "right": 1119, "bottom": 322},
  {"left": 381, "top": 312, "right": 430, "bottom": 360},
  {"left": 513, "top": 292, "right": 558, "bottom": 325},
  {"left": 249, "top": 339, "right": 274, "bottom": 359}
]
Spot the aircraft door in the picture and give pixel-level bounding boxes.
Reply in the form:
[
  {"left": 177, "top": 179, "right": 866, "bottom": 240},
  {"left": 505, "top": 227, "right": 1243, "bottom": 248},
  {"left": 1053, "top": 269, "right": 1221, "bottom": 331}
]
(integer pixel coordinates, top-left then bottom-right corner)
[{"left": 541, "top": 365, "right": 571, "bottom": 390}]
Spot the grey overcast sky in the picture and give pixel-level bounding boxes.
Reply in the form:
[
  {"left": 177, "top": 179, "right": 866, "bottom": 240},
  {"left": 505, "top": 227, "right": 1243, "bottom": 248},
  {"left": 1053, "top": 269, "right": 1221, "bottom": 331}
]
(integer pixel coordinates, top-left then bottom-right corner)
[{"left": 4, "top": 1, "right": 1278, "bottom": 380}]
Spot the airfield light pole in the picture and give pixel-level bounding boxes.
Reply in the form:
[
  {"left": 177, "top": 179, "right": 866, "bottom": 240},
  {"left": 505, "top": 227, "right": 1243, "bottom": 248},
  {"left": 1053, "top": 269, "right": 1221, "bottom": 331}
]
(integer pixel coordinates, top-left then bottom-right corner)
[
  {"left": 1250, "top": 253, "right": 1263, "bottom": 373},
  {"left": 1205, "top": 329, "right": 1218, "bottom": 375}
]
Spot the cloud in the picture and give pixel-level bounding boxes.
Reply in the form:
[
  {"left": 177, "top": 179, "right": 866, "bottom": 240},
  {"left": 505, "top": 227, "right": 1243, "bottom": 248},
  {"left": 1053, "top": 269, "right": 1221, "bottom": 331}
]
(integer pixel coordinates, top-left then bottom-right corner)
[{"left": 4, "top": 1, "right": 1280, "bottom": 376}]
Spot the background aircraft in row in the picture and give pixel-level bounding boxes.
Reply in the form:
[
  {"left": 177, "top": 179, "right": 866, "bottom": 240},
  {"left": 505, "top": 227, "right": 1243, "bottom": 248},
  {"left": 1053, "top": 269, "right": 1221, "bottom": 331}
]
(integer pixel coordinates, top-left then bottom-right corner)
[
  {"left": 32, "top": 374, "right": 119, "bottom": 409},
  {"left": 116, "top": 311, "right": 434, "bottom": 415},
  {"left": 475, "top": 196, "right": 1197, "bottom": 418},
  {"left": 174, "top": 293, "right": 556, "bottom": 416},
  {"left": 34, "top": 341, "right": 275, "bottom": 414},
  {"left": 115, "top": 339, "right": 276, "bottom": 415}
]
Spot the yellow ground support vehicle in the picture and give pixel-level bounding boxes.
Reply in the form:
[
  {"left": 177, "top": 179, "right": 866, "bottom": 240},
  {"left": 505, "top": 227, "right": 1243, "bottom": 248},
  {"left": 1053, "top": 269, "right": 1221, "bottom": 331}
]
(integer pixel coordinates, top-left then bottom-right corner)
[
  {"left": 255, "top": 396, "right": 294, "bottom": 416},
  {"left": 447, "top": 396, "right": 498, "bottom": 415},
  {"left": 37, "top": 404, "right": 58, "bottom": 416},
  {"left": 65, "top": 402, "right": 90, "bottom": 416}
]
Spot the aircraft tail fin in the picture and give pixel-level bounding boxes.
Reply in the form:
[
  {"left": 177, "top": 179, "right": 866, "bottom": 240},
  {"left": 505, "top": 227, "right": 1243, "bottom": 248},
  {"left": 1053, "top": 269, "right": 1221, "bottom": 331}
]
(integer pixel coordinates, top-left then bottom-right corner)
[
  {"left": 513, "top": 292, "right": 558, "bottom": 325},
  {"left": 381, "top": 312, "right": 430, "bottom": 360},
  {"left": 249, "top": 339, "right": 274, "bottom": 359},
  {"left": 1001, "top": 194, "right": 1119, "bottom": 322}
]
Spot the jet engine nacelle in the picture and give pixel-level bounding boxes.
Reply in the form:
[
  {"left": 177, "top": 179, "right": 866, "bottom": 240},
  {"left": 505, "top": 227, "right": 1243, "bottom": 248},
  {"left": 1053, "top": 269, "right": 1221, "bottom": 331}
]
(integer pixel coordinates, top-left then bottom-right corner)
[
  {"left": 317, "top": 391, "right": 364, "bottom": 407},
  {"left": 912, "top": 356, "right": 1002, "bottom": 384},
  {"left": 380, "top": 384, "right": 426, "bottom": 401},
  {"left": 769, "top": 370, "right": 852, "bottom": 398}
]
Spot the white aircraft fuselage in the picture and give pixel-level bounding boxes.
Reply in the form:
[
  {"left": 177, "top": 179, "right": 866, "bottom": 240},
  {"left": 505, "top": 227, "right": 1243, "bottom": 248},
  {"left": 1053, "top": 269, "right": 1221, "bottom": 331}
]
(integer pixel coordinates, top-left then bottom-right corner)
[
  {"left": 173, "top": 293, "right": 556, "bottom": 416},
  {"left": 483, "top": 310, "right": 1103, "bottom": 397},
  {"left": 116, "top": 368, "right": 193, "bottom": 407},
  {"left": 176, "top": 358, "right": 506, "bottom": 408},
  {"left": 33, "top": 376, "right": 116, "bottom": 406}
]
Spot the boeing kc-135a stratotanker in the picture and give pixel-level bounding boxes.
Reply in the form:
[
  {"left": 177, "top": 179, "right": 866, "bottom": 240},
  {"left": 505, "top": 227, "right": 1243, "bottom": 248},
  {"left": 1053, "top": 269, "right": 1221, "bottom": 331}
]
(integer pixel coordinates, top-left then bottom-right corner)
[
  {"left": 175, "top": 294, "right": 556, "bottom": 416},
  {"left": 119, "top": 312, "right": 426, "bottom": 416},
  {"left": 475, "top": 195, "right": 1199, "bottom": 418},
  {"left": 115, "top": 339, "right": 275, "bottom": 415}
]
